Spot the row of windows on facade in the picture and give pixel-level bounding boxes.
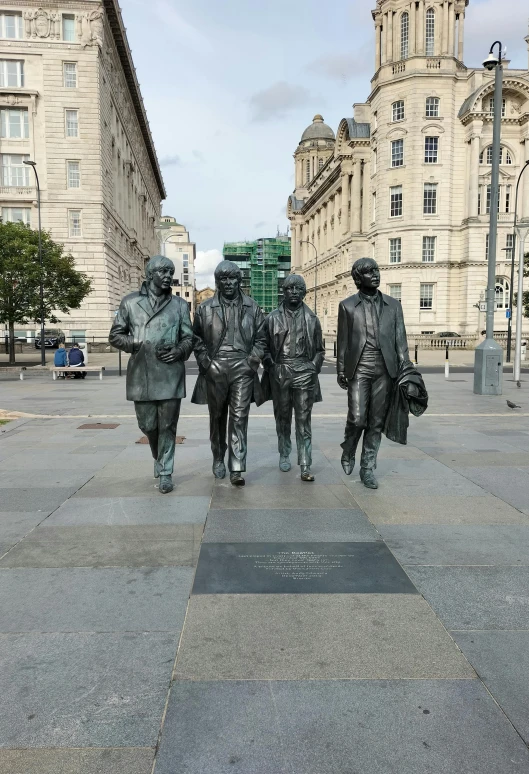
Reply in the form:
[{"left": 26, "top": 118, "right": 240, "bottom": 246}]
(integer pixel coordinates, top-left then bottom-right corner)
[
  {"left": 378, "top": 138, "right": 513, "bottom": 170},
  {"left": 0, "top": 11, "right": 78, "bottom": 41},
  {"left": 387, "top": 233, "right": 514, "bottom": 264},
  {"left": 387, "top": 277, "right": 510, "bottom": 310},
  {"left": 1, "top": 207, "right": 82, "bottom": 236},
  {"left": 398, "top": 7, "right": 437, "bottom": 60},
  {"left": 387, "top": 96, "right": 504, "bottom": 126},
  {"left": 0, "top": 59, "right": 78, "bottom": 91},
  {"left": 379, "top": 181, "right": 514, "bottom": 219},
  {"left": 1, "top": 154, "right": 81, "bottom": 188},
  {"left": 1, "top": 105, "right": 79, "bottom": 140}
]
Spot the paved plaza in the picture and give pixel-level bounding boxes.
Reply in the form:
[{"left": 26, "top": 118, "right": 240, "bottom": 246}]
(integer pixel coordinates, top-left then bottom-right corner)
[{"left": 1, "top": 368, "right": 529, "bottom": 772}]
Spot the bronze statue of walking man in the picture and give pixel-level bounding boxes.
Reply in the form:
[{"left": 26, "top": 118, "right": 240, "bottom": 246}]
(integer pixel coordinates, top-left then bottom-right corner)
[
  {"left": 337, "top": 257, "right": 410, "bottom": 489},
  {"left": 109, "top": 255, "right": 193, "bottom": 494},
  {"left": 192, "top": 260, "right": 266, "bottom": 486},
  {"left": 262, "top": 274, "right": 325, "bottom": 481}
]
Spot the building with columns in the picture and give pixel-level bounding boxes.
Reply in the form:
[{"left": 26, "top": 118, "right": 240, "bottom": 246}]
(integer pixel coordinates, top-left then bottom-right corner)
[
  {"left": 158, "top": 216, "right": 196, "bottom": 315},
  {"left": 0, "top": 1, "right": 164, "bottom": 341},
  {"left": 287, "top": 0, "right": 529, "bottom": 339}
]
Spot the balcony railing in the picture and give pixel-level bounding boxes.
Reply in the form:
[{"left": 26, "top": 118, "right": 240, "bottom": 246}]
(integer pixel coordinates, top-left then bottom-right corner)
[{"left": 0, "top": 186, "right": 35, "bottom": 197}]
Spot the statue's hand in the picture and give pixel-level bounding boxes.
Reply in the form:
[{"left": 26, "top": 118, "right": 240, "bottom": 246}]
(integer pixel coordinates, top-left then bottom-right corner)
[
  {"left": 156, "top": 345, "right": 182, "bottom": 363},
  {"left": 337, "top": 372, "right": 348, "bottom": 390}
]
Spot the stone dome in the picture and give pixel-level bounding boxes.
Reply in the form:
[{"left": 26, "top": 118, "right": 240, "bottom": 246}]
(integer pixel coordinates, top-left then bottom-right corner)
[{"left": 300, "top": 114, "right": 335, "bottom": 142}]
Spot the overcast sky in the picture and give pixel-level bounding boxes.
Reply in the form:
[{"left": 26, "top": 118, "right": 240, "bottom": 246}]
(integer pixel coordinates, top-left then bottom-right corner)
[{"left": 122, "top": 0, "right": 529, "bottom": 287}]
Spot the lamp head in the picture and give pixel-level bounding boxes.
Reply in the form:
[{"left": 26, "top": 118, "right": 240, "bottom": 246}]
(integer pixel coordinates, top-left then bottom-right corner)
[
  {"left": 23, "top": 160, "right": 36, "bottom": 167},
  {"left": 483, "top": 51, "right": 500, "bottom": 70}
]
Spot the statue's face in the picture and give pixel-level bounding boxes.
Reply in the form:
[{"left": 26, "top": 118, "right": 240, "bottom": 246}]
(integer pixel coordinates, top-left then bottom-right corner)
[
  {"left": 357, "top": 262, "right": 380, "bottom": 292},
  {"left": 217, "top": 273, "right": 240, "bottom": 300},
  {"left": 283, "top": 283, "right": 306, "bottom": 309},
  {"left": 149, "top": 263, "right": 174, "bottom": 292}
]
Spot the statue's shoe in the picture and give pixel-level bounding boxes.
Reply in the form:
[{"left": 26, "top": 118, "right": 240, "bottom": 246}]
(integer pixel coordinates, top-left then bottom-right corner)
[
  {"left": 159, "top": 475, "right": 174, "bottom": 494},
  {"left": 300, "top": 465, "right": 315, "bottom": 482},
  {"left": 213, "top": 460, "right": 226, "bottom": 479},
  {"left": 360, "top": 468, "right": 378, "bottom": 489},
  {"left": 279, "top": 455, "right": 291, "bottom": 472},
  {"left": 341, "top": 453, "right": 355, "bottom": 476},
  {"left": 230, "top": 472, "right": 245, "bottom": 487}
]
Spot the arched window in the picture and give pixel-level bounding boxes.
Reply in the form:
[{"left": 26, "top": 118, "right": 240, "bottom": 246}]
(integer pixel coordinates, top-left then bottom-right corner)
[
  {"left": 495, "top": 277, "right": 510, "bottom": 309},
  {"left": 425, "top": 96, "right": 440, "bottom": 117},
  {"left": 425, "top": 8, "right": 435, "bottom": 56},
  {"left": 305, "top": 159, "right": 310, "bottom": 183},
  {"left": 479, "top": 146, "right": 514, "bottom": 165},
  {"left": 400, "top": 12, "right": 409, "bottom": 60}
]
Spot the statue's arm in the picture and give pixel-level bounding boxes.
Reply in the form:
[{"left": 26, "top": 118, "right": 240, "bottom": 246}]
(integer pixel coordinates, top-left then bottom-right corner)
[
  {"left": 313, "top": 316, "right": 325, "bottom": 373},
  {"left": 262, "top": 314, "right": 274, "bottom": 371},
  {"left": 395, "top": 301, "right": 410, "bottom": 365},
  {"left": 109, "top": 300, "right": 134, "bottom": 353},
  {"left": 249, "top": 306, "right": 266, "bottom": 367},
  {"left": 192, "top": 305, "right": 211, "bottom": 372},
  {"left": 336, "top": 302, "right": 348, "bottom": 389},
  {"left": 176, "top": 302, "right": 194, "bottom": 361}
]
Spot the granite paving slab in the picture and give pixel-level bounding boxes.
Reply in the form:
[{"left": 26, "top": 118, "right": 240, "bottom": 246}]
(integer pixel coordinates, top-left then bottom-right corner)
[
  {"left": 0, "top": 567, "right": 193, "bottom": 632},
  {"left": 0, "top": 632, "right": 177, "bottom": 747},
  {"left": 405, "top": 566, "right": 529, "bottom": 630},
  {"left": 44, "top": 496, "right": 210, "bottom": 526},
  {"left": 242, "top": 466, "right": 344, "bottom": 486},
  {"left": 0, "top": 525, "right": 203, "bottom": 568},
  {"left": 454, "top": 466, "right": 529, "bottom": 514},
  {"left": 203, "top": 508, "right": 380, "bottom": 543},
  {"left": 382, "top": 525, "right": 529, "bottom": 565},
  {"left": 0, "top": 488, "right": 79, "bottom": 513},
  {"left": 210, "top": 483, "right": 358, "bottom": 509},
  {"left": 0, "top": 748, "right": 154, "bottom": 773},
  {"left": 340, "top": 458, "right": 455, "bottom": 479},
  {"left": 453, "top": 631, "right": 529, "bottom": 743},
  {"left": 352, "top": 493, "right": 527, "bottom": 525},
  {"left": 74, "top": 473, "right": 213, "bottom": 498},
  {"left": 0, "top": 469, "right": 95, "bottom": 489},
  {"left": 154, "top": 679, "right": 529, "bottom": 774},
  {"left": 434, "top": 452, "right": 529, "bottom": 467},
  {"left": 193, "top": 542, "right": 416, "bottom": 594},
  {"left": 344, "top": 475, "right": 485, "bottom": 497},
  {"left": 174, "top": 594, "right": 474, "bottom": 680},
  {"left": 0, "top": 512, "right": 49, "bottom": 555},
  {"left": 0, "top": 452, "right": 121, "bottom": 472}
]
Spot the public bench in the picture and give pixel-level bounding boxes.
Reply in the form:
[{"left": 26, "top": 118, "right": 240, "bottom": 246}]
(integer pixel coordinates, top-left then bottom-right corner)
[
  {"left": 0, "top": 366, "right": 27, "bottom": 380},
  {"left": 51, "top": 366, "right": 105, "bottom": 380}
]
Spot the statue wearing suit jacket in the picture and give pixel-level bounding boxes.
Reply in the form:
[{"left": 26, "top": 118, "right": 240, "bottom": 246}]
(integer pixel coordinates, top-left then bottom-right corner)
[
  {"left": 337, "top": 257, "right": 410, "bottom": 489},
  {"left": 192, "top": 260, "right": 266, "bottom": 486},
  {"left": 109, "top": 255, "right": 193, "bottom": 494},
  {"left": 262, "top": 275, "right": 325, "bottom": 481}
]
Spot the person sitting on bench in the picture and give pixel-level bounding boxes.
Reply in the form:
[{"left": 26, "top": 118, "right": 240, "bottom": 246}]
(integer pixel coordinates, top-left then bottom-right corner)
[
  {"left": 67, "top": 343, "right": 86, "bottom": 379},
  {"left": 54, "top": 343, "right": 68, "bottom": 379}
]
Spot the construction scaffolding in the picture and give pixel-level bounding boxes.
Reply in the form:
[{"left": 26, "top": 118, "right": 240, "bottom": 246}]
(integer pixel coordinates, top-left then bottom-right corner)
[{"left": 223, "top": 235, "right": 291, "bottom": 313}]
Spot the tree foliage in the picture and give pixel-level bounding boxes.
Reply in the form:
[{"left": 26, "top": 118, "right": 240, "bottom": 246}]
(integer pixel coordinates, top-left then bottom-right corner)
[{"left": 0, "top": 220, "right": 92, "bottom": 362}]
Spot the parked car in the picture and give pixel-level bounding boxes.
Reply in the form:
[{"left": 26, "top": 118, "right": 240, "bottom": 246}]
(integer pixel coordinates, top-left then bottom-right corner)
[
  {"left": 35, "top": 329, "right": 65, "bottom": 349},
  {"left": 436, "top": 332, "right": 461, "bottom": 338}
]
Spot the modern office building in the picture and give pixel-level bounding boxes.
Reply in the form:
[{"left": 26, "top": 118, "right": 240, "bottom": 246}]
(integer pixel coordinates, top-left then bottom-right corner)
[
  {"left": 0, "top": 1, "right": 164, "bottom": 340},
  {"left": 287, "top": 3, "right": 529, "bottom": 338},
  {"left": 223, "top": 235, "right": 291, "bottom": 313},
  {"left": 158, "top": 216, "right": 196, "bottom": 315}
]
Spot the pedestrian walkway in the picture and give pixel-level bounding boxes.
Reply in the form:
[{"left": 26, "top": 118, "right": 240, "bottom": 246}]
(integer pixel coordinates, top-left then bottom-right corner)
[{"left": 0, "top": 374, "right": 529, "bottom": 772}]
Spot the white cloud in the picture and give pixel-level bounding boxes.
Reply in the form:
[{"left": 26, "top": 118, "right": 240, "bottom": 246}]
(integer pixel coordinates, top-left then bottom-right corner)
[
  {"left": 249, "top": 81, "right": 312, "bottom": 122},
  {"left": 195, "top": 248, "right": 222, "bottom": 289},
  {"left": 306, "top": 51, "right": 372, "bottom": 82}
]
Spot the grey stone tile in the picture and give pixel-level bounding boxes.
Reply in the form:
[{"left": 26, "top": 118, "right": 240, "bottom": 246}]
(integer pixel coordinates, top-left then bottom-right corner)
[
  {"left": 0, "top": 525, "right": 202, "bottom": 568},
  {"left": 0, "top": 469, "right": 95, "bottom": 489},
  {"left": 0, "top": 488, "right": 77, "bottom": 513},
  {"left": 0, "top": 567, "right": 193, "bottom": 632},
  {"left": 44, "top": 496, "right": 210, "bottom": 526},
  {"left": 353, "top": 493, "right": 527, "bottom": 525},
  {"left": 175, "top": 594, "right": 473, "bottom": 680},
  {"left": 243, "top": 465, "right": 343, "bottom": 486},
  {"left": 203, "top": 508, "right": 380, "bottom": 543},
  {"left": 210, "top": 483, "right": 358, "bottom": 510},
  {"left": 76, "top": 473, "right": 213, "bottom": 498},
  {"left": 0, "top": 452, "right": 121, "bottom": 472},
  {"left": 453, "top": 631, "right": 529, "bottom": 743},
  {"left": 405, "top": 566, "right": 529, "bottom": 630},
  {"left": 456, "top": 467, "right": 529, "bottom": 514},
  {"left": 435, "top": 452, "right": 529, "bottom": 467},
  {"left": 0, "top": 512, "right": 49, "bottom": 553},
  {"left": 354, "top": 458, "right": 456, "bottom": 479},
  {"left": 0, "top": 632, "right": 176, "bottom": 747},
  {"left": 0, "top": 748, "right": 154, "bottom": 774},
  {"left": 345, "top": 475, "right": 485, "bottom": 497},
  {"left": 155, "top": 679, "right": 529, "bottom": 774},
  {"left": 381, "top": 525, "right": 529, "bottom": 565}
]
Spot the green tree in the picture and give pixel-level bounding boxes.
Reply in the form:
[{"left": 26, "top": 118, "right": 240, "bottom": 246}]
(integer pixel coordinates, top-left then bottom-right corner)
[{"left": 0, "top": 220, "right": 92, "bottom": 364}]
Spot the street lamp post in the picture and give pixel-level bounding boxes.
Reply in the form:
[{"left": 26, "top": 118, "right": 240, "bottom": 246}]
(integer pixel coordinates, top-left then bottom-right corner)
[
  {"left": 300, "top": 240, "right": 318, "bottom": 316},
  {"left": 23, "top": 160, "right": 45, "bottom": 367},
  {"left": 514, "top": 224, "right": 529, "bottom": 387},
  {"left": 474, "top": 41, "right": 504, "bottom": 395},
  {"left": 506, "top": 160, "right": 529, "bottom": 362}
]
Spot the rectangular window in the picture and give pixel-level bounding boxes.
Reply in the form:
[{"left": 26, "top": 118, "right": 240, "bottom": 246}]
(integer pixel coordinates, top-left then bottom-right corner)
[
  {"left": 69, "top": 329, "right": 86, "bottom": 342},
  {"left": 420, "top": 283, "right": 434, "bottom": 309},
  {"left": 372, "top": 148, "right": 377, "bottom": 173},
  {"left": 391, "top": 138, "right": 404, "bottom": 167},
  {"left": 424, "top": 136, "right": 438, "bottom": 163},
  {"left": 392, "top": 100, "right": 405, "bottom": 122},
  {"left": 65, "top": 109, "right": 79, "bottom": 137},
  {"left": 422, "top": 235, "right": 436, "bottom": 262},
  {"left": 425, "top": 97, "right": 440, "bottom": 117},
  {"left": 62, "top": 14, "right": 76, "bottom": 41},
  {"left": 485, "top": 233, "right": 489, "bottom": 260},
  {"left": 388, "top": 284, "right": 402, "bottom": 302},
  {"left": 63, "top": 62, "right": 77, "bottom": 88},
  {"left": 506, "top": 233, "right": 514, "bottom": 260},
  {"left": 505, "top": 185, "right": 511, "bottom": 213},
  {"left": 372, "top": 191, "right": 376, "bottom": 222},
  {"left": 423, "top": 183, "right": 437, "bottom": 215},
  {"left": 489, "top": 98, "right": 506, "bottom": 117},
  {"left": 68, "top": 209, "right": 82, "bottom": 237},
  {"left": 478, "top": 189, "right": 481, "bottom": 215},
  {"left": 2, "top": 206, "right": 30, "bottom": 225},
  {"left": 0, "top": 108, "right": 29, "bottom": 138},
  {"left": 486, "top": 185, "right": 492, "bottom": 214},
  {"left": 0, "top": 12, "right": 23, "bottom": 39},
  {"left": 1, "top": 154, "right": 30, "bottom": 187},
  {"left": 0, "top": 59, "right": 24, "bottom": 88},
  {"left": 67, "top": 160, "right": 80, "bottom": 188},
  {"left": 425, "top": 10, "right": 435, "bottom": 56},
  {"left": 390, "top": 185, "right": 403, "bottom": 217},
  {"left": 389, "top": 237, "right": 402, "bottom": 263}
]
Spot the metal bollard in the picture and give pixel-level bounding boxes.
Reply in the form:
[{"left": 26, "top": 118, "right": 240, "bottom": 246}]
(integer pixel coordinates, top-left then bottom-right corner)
[
  {"left": 118, "top": 349, "right": 122, "bottom": 377},
  {"left": 414, "top": 344, "right": 418, "bottom": 365},
  {"left": 445, "top": 343, "right": 449, "bottom": 378},
  {"left": 333, "top": 341, "right": 337, "bottom": 358}
]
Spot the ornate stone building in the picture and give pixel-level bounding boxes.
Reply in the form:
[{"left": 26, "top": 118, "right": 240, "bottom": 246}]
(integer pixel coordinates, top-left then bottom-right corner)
[
  {"left": 158, "top": 216, "right": 196, "bottom": 315},
  {"left": 288, "top": 1, "right": 529, "bottom": 338},
  {"left": 0, "top": 1, "right": 164, "bottom": 340}
]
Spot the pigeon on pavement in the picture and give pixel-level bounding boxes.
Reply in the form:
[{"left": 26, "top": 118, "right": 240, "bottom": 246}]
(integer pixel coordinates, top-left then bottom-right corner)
[{"left": 507, "top": 400, "right": 521, "bottom": 409}]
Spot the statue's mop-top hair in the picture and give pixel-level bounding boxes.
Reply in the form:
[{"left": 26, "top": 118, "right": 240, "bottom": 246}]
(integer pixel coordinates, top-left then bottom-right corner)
[
  {"left": 145, "top": 255, "right": 174, "bottom": 279},
  {"left": 214, "top": 260, "right": 242, "bottom": 282},
  {"left": 283, "top": 273, "right": 306, "bottom": 292},
  {"left": 351, "top": 257, "right": 379, "bottom": 288}
]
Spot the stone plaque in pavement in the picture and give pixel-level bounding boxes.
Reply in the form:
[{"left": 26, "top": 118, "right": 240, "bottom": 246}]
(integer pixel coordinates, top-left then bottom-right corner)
[{"left": 192, "top": 542, "right": 418, "bottom": 594}]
